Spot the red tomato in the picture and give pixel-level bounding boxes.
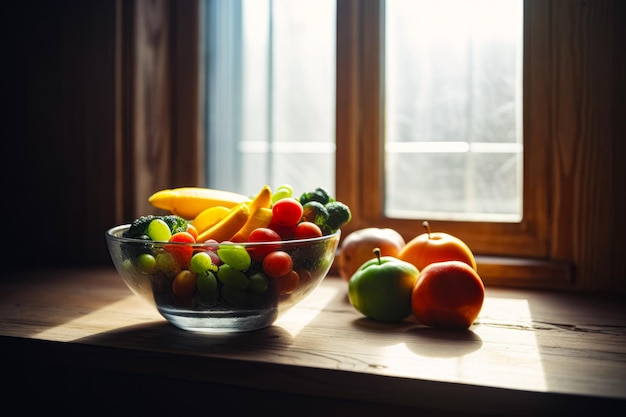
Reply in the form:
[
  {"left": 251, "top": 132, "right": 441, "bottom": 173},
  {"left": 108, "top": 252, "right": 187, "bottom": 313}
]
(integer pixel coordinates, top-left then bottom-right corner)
[
  {"left": 248, "top": 228, "right": 282, "bottom": 262},
  {"left": 293, "top": 221, "right": 323, "bottom": 239},
  {"left": 248, "top": 227, "right": 282, "bottom": 243},
  {"left": 171, "top": 270, "right": 197, "bottom": 297},
  {"left": 268, "top": 220, "right": 295, "bottom": 240},
  {"left": 294, "top": 267, "right": 313, "bottom": 287},
  {"left": 275, "top": 269, "right": 299, "bottom": 295},
  {"left": 271, "top": 198, "right": 303, "bottom": 227},
  {"left": 186, "top": 223, "right": 198, "bottom": 241},
  {"left": 164, "top": 231, "right": 195, "bottom": 266},
  {"left": 262, "top": 250, "right": 293, "bottom": 278}
]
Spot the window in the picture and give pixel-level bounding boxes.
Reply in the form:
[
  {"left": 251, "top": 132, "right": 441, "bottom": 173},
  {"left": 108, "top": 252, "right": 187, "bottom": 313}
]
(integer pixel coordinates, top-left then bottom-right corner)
[
  {"left": 205, "top": 0, "right": 569, "bottom": 285},
  {"left": 384, "top": 0, "right": 523, "bottom": 223},
  {"left": 205, "top": 0, "right": 336, "bottom": 197}
]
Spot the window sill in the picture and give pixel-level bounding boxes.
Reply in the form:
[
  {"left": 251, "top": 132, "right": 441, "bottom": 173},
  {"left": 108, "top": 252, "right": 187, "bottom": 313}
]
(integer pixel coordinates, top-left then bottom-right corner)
[
  {"left": 331, "top": 255, "right": 575, "bottom": 290},
  {"left": 476, "top": 255, "right": 574, "bottom": 289},
  {"left": 1, "top": 267, "right": 623, "bottom": 415}
]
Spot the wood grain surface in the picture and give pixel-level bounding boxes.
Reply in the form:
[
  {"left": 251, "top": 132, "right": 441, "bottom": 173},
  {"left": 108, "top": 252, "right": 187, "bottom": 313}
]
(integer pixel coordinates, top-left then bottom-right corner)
[{"left": 1, "top": 268, "right": 624, "bottom": 415}]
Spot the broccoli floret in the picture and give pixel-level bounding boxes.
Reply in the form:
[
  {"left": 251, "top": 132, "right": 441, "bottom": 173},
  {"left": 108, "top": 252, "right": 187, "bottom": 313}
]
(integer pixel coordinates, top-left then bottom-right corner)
[
  {"left": 124, "top": 214, "right": 187, "bottom": 239},
  {"left": 162, "top": 215, "right": 188, "bottom": 234},
  {"left": 124, "top": 215, "right": 158, "bottom": 239},
  {"left": 299, "top": 187, "right": 331, "bottom": 206},
  {"left": 324, "top": 201, "right": 352, "bottom": 233},
  {"left": 301, "top": 201, "right": 330, "bottom": 228}
]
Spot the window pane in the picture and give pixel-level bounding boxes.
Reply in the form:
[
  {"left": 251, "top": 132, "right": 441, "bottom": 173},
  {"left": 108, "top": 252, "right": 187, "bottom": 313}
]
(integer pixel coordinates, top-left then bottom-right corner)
[
  {"left": 385, "top": 0, "right": 523, "bottom": 221},
  {"left": 206, "top": 0, "right": 336, "bottom": 197}
]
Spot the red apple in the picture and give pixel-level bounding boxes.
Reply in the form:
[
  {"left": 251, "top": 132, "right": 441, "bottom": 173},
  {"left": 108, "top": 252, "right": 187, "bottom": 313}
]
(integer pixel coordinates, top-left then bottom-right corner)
[
  {"left": 338, "top": 227, "right": 406, "bottom": 281},
  {"left": 411, "top": 260, "right": 485, "bottom": 330}
]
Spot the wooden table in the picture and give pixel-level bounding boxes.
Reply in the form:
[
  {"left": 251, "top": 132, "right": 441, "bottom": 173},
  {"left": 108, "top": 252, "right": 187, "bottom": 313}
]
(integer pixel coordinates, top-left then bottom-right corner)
[{"left": 1, "top": 267, "right": 625, "bottom": 416}]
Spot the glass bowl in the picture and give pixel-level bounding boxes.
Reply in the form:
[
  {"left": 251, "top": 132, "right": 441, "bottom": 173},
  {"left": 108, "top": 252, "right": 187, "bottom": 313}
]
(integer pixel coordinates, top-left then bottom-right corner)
[{"left": 106, "top": 224, "right": 340, "bottom": 333}]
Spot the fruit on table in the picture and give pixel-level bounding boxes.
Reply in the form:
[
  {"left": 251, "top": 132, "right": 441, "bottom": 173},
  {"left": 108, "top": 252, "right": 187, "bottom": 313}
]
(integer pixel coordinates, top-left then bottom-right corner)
[
  {"left": 247, "top": 227, "right": 282, "bottom": 262},
  {"left": 192, "top": 206, "right": 230, "bottom": 235},
  {"left": 230, "top": 207, "right": 273, "bottom": 242},
  {"left": 272, "top": 198, "right": 304, "bottom": 227},
  {"left": 117, "top": 184, "right": 351, "bottom": 313},
  {"left": 262, "top": 250, "right": 293, "bottom": 278},
  {"left": 293, "top": 221, "right": 323, "bottom": 239},
  {"left": 338, "top": 227, "right": 406, "bottom": 281},
  {"left": 348, "top": 248, "right": 419, "bottom": 323},
  {"left": 149, "top": 187, "right": 251, "bottom": 220},
  {"left": 398, "top": 221, "right": 477, "bottom": 272},
  {"left": 196, "top": 203, "right": 251, "bottom": 243},
  {"left": 411, "top": 260, "right": 484, "bottom": 330},
  {"left": 247, "top": 184, "right": 273, "bottom": 212}
]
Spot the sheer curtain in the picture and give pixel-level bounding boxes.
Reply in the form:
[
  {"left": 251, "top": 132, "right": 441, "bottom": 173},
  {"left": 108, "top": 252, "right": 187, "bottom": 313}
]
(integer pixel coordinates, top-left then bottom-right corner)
[{"left": 206, "top": 0, "right": 336, "bottom": 198}]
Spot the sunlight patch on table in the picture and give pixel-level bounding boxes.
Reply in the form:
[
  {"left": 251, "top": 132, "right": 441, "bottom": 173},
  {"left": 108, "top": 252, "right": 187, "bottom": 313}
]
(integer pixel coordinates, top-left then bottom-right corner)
[
  {"left": 274, "top": 285, "right": 339, "bottom": 337},
  {"left": 34, "top": 295, "right": 161, "bottom": 341},
  {"left": 372, "top": 297, "right": 547, "bottom": 392}
]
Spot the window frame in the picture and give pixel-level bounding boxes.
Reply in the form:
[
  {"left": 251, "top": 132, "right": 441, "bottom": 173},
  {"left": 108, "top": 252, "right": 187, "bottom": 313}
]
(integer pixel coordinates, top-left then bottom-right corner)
[
  {"left": 336, "top": 0, "right": 572, "bottom": 287},
  {"left": 136, "top": 0, "right": 621, "bottom": 292}
]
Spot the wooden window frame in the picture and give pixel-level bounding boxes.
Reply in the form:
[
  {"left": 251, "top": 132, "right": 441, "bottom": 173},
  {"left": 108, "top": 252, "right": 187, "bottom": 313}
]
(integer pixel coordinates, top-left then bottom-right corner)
[{"left": 335, "top": 0, "right": 620, "bottom": 290}]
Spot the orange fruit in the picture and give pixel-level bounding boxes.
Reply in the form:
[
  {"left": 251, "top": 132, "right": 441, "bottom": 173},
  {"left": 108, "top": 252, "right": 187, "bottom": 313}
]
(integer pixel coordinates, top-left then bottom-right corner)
[
  {"left": 398, "top": 221, "right": 477, "bottom": 272},
  {"left": 411, "top": 260, "right": 484, "bottom": 330}
]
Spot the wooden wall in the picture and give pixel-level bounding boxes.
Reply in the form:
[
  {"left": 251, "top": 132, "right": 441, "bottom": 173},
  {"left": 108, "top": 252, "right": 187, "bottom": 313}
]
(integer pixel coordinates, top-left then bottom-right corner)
[{"left": 2, "top": 0, "right": 201, "bottom": 270}]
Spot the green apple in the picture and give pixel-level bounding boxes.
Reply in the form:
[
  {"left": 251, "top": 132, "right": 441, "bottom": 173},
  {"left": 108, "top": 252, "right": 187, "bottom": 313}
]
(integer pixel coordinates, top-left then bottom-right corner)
[{"left": 348, "top": 248, "right": 420, "bottom": 323}]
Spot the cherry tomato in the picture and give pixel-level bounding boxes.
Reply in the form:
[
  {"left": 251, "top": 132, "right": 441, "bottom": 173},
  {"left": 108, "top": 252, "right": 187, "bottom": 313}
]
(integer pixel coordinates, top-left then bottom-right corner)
[
  {"left": 248, "top": 227, "right": 282, "bottom": 262},
  {"left": 293, "top": 221, "right": 323, "bottom": 239},
  {"left": 186, "top": 223, "right": 198, "bottom": 241},
  {"left": 172, "top": 270, "right": 197, "bottom": 297},
  {"left": 164, "top": 231, "right": 195, "bottom": 266},
  {"left": 272, "top": 198, "right": 303, "bottom": 227},
  {"left": 294, "top": 267, "right": 313, "bottom": 287},
  {"left": 275, "top": 269, "right": 299, "bottom": 295},
  {"left": 268, "top": 220, "right": 295, "bottom": 240},
  {"left": 262, "top": 250, "right": 293, "bottom": 278}
]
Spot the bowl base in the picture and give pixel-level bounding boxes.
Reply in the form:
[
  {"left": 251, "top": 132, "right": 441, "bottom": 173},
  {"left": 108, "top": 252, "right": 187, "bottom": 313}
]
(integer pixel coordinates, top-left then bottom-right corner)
[{"left": 158, "top": 306, "right": 279, "bottom": 333}]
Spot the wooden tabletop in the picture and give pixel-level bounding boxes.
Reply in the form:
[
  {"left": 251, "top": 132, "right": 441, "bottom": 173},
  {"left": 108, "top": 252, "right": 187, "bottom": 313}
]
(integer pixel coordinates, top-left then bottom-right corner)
[{"left": 1, "top": 267, "right": 625, "bottom": 415}]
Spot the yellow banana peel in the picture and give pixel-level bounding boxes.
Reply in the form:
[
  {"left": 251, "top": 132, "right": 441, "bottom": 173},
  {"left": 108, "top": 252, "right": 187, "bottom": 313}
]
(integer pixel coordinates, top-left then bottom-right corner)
[
  {"left": 230, "top": 207, "right": 273, "bottom": 242},
  {"left": 196, "top": 203, "right": 251, "bottom": 243},
  {"left": 148, "top": 187, "right": 251, "bottom": 220},
  {"left": 246, "top": 185, "right": 273, "bottom": 212},
  {"left": 192, "top": 206, "right": 230, "bottom": 235}
]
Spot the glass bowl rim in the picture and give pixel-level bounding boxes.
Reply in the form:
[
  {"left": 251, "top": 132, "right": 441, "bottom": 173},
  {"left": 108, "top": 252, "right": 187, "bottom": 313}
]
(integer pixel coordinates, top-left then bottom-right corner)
[{"left": 106, "top": 224, "right": 341, "bottom": 248}]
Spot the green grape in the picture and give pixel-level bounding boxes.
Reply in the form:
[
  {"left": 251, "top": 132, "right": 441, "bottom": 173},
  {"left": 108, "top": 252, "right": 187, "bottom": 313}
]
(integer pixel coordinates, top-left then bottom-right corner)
[
  {"left": 147, "top": 218, "right": 172, "bottom": 242},
  {"left": 216, "top": 264, "right": 249, "bottom": 289},
  {"left": 196, "top": 271, "right": 218, "bottom": 303},
  {"left": 217, "top": 245, "right": 251, "bottom": 271},
  {"left": 190, "top": 252, "right": 215, "bottom": 274},
  {"left": 155, "top": 251, "right": 179, "bottom": 277},
  {"left": 271, "top": 184, "right": 293, "bottom": 204},
  {"left": 136, "top": 253, "right": 156, "bottom": 273},
  {"left": 248, "top": 272, "right": 269, "bottom": 294},
  {"left": 122, "top": 258, "right": 134, "bottom": 273}
]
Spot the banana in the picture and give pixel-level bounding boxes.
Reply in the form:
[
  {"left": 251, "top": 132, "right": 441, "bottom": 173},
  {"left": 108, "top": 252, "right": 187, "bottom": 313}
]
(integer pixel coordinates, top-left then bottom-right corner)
[
  {"left": 149, "top": 187, "right": 251, "bottom": 220},
  {"left": 230, "top": 207, "right": 273, "bottom": 242},
  {"left": 196, "top": 203, "right": 251, "bottom": 243},
  {"left": 192, "top": 206, "right": 230, "bottom": 234},
  {"left": 247, "top": 185, "right": 272, "bottom": 212}
]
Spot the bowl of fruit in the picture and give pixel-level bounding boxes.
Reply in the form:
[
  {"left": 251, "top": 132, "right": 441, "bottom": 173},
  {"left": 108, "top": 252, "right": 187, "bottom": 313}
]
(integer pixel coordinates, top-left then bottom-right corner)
[{"left": 105, "top": 184, "right": 350, "bottom": 333}]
